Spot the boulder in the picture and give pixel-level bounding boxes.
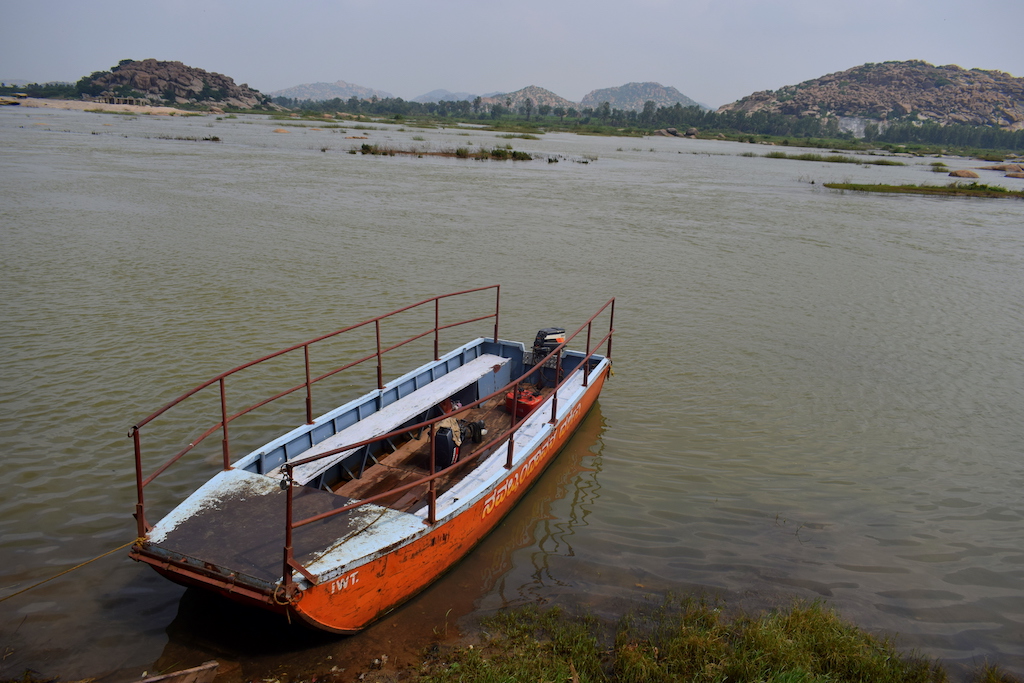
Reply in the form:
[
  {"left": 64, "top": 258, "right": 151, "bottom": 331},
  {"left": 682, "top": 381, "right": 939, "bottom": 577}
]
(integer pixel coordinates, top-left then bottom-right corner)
[
  {"left": 980, "top": 164, "right": 1023, "bottom": 173},
  {"left": 948, "top": 169, "right": 980, "bottom": 178}
]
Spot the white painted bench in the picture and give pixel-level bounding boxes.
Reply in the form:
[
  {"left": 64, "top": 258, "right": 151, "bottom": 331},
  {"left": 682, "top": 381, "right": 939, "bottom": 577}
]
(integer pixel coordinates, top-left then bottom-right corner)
[{"left": 286, "top": 354, "right": 510, "bottom": 484}]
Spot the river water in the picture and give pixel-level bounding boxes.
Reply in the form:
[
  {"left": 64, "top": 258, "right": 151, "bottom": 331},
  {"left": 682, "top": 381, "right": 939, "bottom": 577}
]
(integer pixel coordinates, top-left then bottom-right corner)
[{"left": 1, "top": 108, "right": 1022, "bottom": 680}]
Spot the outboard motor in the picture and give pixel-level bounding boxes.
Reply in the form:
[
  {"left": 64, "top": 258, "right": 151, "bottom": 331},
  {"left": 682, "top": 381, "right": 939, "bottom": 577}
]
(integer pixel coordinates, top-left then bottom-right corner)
[
  {"left": 532, "top": 327, "right": 566, "bottom": 359},
  {"left": 434, "top": 427, "right": 458, "bottom": 469},
  {"left": 531, "top": 327, "right": 565, "bottom": 389}
]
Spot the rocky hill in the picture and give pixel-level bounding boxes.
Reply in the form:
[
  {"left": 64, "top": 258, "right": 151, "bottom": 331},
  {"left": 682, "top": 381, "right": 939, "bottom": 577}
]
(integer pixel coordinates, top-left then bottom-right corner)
[
  {"left": 482, "top": 85, "right": 577, "bottom": 111},
  {"left": 580, "top": 82, "right": 703, "bottom": 111},
  {"left": 718, "top": 61, "right": 1024, "bottom": 130},
  {"left": 413, "top": 89, "right": 478, "bottom": 103},
  {"left": 79, "top": 59, "right": 270, "bottom": 109},
  {"left": 269, "top": 80, "right": 392, "bottom": 102}
]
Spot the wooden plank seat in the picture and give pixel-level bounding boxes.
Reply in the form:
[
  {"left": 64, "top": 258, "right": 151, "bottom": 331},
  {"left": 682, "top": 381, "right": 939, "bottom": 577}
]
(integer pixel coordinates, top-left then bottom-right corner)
[
  {"left": 332, "top": 395, "right": 519, "bottom": 511},
  {"left": 283, "top": 354, "right": 511, "bottom": 486}
]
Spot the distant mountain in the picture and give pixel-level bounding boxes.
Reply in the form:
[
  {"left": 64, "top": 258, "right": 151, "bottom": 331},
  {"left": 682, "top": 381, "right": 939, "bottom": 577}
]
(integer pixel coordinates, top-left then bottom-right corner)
[
  {"left": 413, "top": 89, "right": 478, "bottom": 103},
  {"left": 269, "top": 80, "right": 392, "bottom": 102},
  {"left": 580, "top": 82, "right": 703, "bottom": 112},
  {"left": 483, "top": 85, "right": 576, "bottom": 111},
  {"left": 718, "top": 60, "right": 1024, "bottom": 130}
]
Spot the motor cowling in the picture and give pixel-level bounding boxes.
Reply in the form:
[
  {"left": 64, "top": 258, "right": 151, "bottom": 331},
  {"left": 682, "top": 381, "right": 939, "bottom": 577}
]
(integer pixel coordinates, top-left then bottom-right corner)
[{"left": 532, "top": 327, "right": 566, "bottom": 358}]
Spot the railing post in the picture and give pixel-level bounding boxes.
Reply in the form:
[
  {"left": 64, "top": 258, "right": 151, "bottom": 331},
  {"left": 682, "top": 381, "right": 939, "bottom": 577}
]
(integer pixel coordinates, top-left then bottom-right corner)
[
  {"left": 607, "top": 299, "right": 615, "bottom": 360},
  {"left": 304, "top": 344, "right": 313, "bottom": 425},
  {"left": 132, "top": 426, "right": 147, "bottom": 537},
  {"left": 219, "top": 378, "right": 231, "bottom": 470},
  {"left": 550, "top": 353, "right": 561, "bottom": 423},
  {"left": 506, "top": 383, "right": 519, "bottom": 469},
  {"left": 584, "top": 321, "right": 593, "bottom": 387},
  {"left": 434, "top": 298, "right": 440, "bottom": 361},
  {"left": 375, "top": 319, "right": 384, "bottom": 390},
  {"left": 282, "top": 464, "right": 295, "bottom": 593},
  {"left": 493, "top": 285, "right": 500, "bottom": 343},
  {"left": 426, "top": 422, "right": 437, "bottom": 524}
]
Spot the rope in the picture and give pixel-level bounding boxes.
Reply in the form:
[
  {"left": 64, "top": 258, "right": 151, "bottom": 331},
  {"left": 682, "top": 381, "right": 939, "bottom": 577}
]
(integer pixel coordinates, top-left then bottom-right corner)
[{"left": 0, "top": 537, "right": 144, "bottom": 603}]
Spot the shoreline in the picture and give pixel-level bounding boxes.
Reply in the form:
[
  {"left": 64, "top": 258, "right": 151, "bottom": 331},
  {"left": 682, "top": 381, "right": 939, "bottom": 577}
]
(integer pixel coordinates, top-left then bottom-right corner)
[{"left": 6, "top": 97, "right": 197, "bottom": 116}]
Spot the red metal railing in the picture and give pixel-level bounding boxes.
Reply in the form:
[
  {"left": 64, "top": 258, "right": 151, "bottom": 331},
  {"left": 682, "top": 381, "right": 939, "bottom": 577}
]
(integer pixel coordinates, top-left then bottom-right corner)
[
  {"left": 278, "top": 297, "right": 615, "bottom": 597},
  {"left": 130, "top": 285, "right": 502, "bottom": 537}
]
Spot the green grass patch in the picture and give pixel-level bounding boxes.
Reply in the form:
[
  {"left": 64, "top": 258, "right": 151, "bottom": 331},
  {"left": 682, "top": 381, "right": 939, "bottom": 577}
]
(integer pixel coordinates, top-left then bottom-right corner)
[
  {"left": 763, "top": 151, "right": 905, "bottom": 166},
  {"left": 499, "top": 133, "right": 540, "bottom": 140},
  {"left": 355, "top": 143, "right": 532, "bottom": 161},
  {"left": 824, "top": 182, "right": 1023, "bottom": 198},
  {"left": 421, "top": 599, "right": 1017, "bottom": 683}
]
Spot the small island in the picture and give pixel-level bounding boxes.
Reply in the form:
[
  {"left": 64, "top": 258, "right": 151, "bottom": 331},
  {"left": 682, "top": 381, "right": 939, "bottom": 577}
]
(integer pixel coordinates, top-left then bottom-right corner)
[{"left": 823, "top": 182, "right": 1024, "bottom": 199}]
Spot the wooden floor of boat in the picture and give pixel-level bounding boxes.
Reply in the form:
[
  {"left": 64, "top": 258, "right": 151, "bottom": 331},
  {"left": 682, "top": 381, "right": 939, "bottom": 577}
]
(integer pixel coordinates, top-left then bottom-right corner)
[
  {"left": 332, "top": 390, "right": 554, "bottom": 513},
  {"left": 146, "top": 388, "right": 553, "bottom": 584},
  {"left": 147, "top": 480, "right": 365, "bottom": 584}
]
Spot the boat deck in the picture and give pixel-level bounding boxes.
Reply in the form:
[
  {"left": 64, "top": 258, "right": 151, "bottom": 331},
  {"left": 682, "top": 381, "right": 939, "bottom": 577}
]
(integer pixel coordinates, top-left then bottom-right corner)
[
  {"left": 333, "top": 389, "right": 554, "bottom": 513},
  {"left": 142, "top": 386, "right": 555, "bottom": 585},
  {"left": 144, "top": 468, "right": 414, "bottom": 584}
]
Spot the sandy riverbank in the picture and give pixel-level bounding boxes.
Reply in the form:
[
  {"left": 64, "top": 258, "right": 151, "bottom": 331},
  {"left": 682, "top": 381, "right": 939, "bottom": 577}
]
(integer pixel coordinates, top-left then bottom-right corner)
[{"left": 6, "top": 97, "right": 199, "bottom": 116}]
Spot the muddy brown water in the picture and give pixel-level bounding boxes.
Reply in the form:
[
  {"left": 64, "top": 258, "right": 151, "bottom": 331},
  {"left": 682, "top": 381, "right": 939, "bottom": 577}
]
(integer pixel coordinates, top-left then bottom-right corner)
[{"left": 1, "top": 108, "right": 1022, "bottom": 680}]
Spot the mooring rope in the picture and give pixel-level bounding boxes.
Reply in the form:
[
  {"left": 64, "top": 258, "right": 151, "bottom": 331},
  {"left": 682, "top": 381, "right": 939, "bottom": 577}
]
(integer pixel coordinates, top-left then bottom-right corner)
[{"left": 0, "top": 537, "right": 144, "bottom": 603}]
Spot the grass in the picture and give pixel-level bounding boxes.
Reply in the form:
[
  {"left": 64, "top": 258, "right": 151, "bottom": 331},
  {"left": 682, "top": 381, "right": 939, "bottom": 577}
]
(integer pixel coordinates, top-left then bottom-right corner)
[
  {"left": 419, "top": 599, "right": 1019, "bottom": 683},
  {"left": 823, "top": 182, "right": 1024, "bottom": 198},
  {"left": 762, "top": 151, "right": 906, "bottom": 166},
  {"left": 150, "top": 135, "right": 221, "bottom": 142},
  {"left": 355, "top": 143, "right": 532, "bottom": 160},
  {"left": 5, "top": 599, "right": 1018, "bottom": 683}
]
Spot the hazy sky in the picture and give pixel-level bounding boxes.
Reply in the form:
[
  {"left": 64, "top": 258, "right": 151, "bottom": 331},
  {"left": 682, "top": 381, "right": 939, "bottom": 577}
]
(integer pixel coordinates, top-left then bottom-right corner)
[{"left": 2, "top": 0, "right": 1021, "bottom": 107}]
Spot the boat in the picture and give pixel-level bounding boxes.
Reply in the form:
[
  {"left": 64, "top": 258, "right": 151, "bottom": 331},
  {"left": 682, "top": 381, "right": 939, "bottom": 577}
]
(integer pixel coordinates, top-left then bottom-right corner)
[{"left": 129, "top": 286, "right": 614, "bottom": 632}]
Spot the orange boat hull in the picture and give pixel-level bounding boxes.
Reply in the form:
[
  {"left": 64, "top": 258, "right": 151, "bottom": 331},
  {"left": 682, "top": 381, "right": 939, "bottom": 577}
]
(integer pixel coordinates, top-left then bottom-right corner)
[{"left": 292, "top": 365, "right": 609, "bottom": 632}]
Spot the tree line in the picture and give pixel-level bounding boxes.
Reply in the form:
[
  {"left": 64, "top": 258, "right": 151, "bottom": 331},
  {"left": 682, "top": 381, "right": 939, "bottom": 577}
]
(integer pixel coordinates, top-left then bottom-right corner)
[
  {"left": 0, "top": 81, "right": 77, "bottom": 98},
  {"left": 875, "top": 120, "right": 1023, "bottom": 151},
  {"left": 4, "top": 79, "right": 1018, "bottom": 152},
  {"left": 271, "top": 95, "right": 1024, "bottom": 151}
]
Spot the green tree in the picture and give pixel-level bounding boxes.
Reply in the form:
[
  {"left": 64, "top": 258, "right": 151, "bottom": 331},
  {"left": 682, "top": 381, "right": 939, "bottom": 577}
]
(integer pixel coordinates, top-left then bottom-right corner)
[
  {"left": 640, "top": 100, "right": 656, "bottom": 125},
  {"left": 75, "top": 71, "right": 109, "bottom": 97}
]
